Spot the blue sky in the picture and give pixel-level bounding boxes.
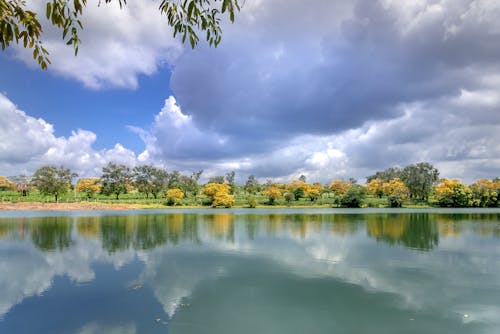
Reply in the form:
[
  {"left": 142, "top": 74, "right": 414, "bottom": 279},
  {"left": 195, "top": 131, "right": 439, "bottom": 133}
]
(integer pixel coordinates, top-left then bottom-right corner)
[
  {"left": 0, "top": 0, "right": 499, "bottom": 183},
  {"left": 0, "top": 52, "right": 173, "bottom": 152}
]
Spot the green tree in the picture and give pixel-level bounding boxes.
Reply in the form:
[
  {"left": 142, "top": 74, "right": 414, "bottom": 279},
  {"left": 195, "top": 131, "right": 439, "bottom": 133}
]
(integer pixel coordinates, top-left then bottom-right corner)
[
  {"left": 225, "top": 170, "right": 237, "bottom": 194},
  {"left": 339, "top": 185, "right": 366, "bottom": 208},
  {"left": 208, "top": 175, "right": 225, "bottom": 184},
  {"left": 132, "top": 165, "right": 167, "bottom": 199},
  {"left": 165, "top": 170, "right": 181, "bottom": 189},
  {"left": 31, "top": 165, "right": 77, "bottom": 202},
  {"left": 366, "top": 167, "right": 402, "bottom": 183},
  {"left": 400, "top": 162, "right": 439, "bottom": 201},
  {"left": 0, "top": 0, "right": 241, "bottom": 69},
  {"left": 243, "top": 174, "right": 260, "bottom": 194},
  {"left": 177, "top": 169, "right": 203, "bottom": 197},
  {"left": 434, "top": 179, "right": 472, "bottom": 207},
  {"left": 470, "top": 179, "right": 499, "bottom": 207},
  {"left": 101, "top": 162, "right": 131, "bottom": 200}
]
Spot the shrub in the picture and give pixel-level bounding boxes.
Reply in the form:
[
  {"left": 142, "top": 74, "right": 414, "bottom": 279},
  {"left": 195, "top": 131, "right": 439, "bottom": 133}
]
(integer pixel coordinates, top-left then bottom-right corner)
[
  {"left": 166, "top": 188, "right": 184, "bottom": 206},
  {"left": 339, "top": 186, "right": 365, "bottom": 208},
  {"left": 247, "top": 197, "right": 257, "bottom": 208},
  {"left": 212, "top": 192, "right": 234, "bottom": 208}
]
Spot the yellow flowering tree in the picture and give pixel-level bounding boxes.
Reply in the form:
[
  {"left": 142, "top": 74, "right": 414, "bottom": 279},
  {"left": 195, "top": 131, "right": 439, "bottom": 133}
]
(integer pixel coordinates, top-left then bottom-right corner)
[
  {"left": 263, "top": 185, "right": 282, "bottom": 205},
  {"left": 305, "top": 183, "right": 324, "bottom": 201},
  {"left": 202, "top": 183, "right": 233, "bottom": 207},
  {"left": 166, "top": 188, "right": 184, "bottom": 206},
  {"left": 434, "top": 179, "right": 472, "bottom": 207},
  {"left": 366, "top": 178, "right": 384, "bottom": 198},
  {"left": 76, "top": 178, "right": 101, "bottom": 199},
  {"left": 470, "top": 179, "right": 498, "bottom": 207},
  {"left": 382, "top": 178, "right": 409, "bottom": 207},
  {"left": 328, "top": 180, "right": 351, "bottom": 196},
  {"left": 287, "top": 179, "right": 308, "bottom": 200},
  {"left": 212, "top": 192, "right": 234, "bottom": 208},
  {"left": 0, "top": 176, "right": 16, "bottom": 191}
]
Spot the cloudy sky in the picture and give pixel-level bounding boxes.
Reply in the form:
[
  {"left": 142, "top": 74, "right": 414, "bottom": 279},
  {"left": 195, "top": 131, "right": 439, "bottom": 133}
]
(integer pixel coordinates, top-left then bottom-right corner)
[{"left": 1, "top": 0, "right": 499, "bottom": 183}]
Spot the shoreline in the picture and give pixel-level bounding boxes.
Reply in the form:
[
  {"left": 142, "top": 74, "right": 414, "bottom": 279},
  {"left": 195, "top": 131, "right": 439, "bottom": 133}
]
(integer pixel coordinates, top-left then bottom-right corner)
[{"left": 0, "top": 202, "right": 144, "bottom": 211}]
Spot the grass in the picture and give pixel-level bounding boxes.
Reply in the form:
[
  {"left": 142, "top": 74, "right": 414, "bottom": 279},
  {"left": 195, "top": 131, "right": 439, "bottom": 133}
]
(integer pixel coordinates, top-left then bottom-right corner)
[{"left": 0, "top": 190, "right": 437, "bottom": 209}]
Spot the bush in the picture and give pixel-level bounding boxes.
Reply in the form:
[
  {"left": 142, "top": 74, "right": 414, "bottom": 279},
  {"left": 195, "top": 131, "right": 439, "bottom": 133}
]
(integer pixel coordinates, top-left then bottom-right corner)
[
  {"left": 339, "top": 186, "right": 365, "bottom": 208},
  {"left": 212, "top": 193, "right": 234, "bottom": 208},
  {"left": 247, "top": 197, "right": 257, "bottom": 208},
  {"left": 388, "top": 195, "right": 403, "bottom": 208},
  {"left": 166, "top": 188, "right": 184, "bottom": 206},
  {"left": 284, "top": 192, "right": 295, "bottom": 204}
]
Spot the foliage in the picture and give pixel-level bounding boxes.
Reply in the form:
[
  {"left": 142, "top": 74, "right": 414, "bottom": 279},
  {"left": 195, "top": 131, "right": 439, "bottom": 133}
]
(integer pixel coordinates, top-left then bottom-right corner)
[
  {"left": 247, "top": 196, "right": 257, "bottom": 208},
  {"left": 0, "top": 0, "right": 240, "bottom": 69},
  {"left": 208, "top": 175, "right": 225, "bottom": 184},
  {"left": 339, "top": 185, "right": 366, "bottom": 208},
  {"left": 100, "top": 162, "right": 131, "bottom": 200},
  {"left": 225, "top": 170, "right": 237, "bottom": 194},
  {"left": 166, "top": 188, "right": 184, "bottom": 206},
  {"left": 328, "top": 180, "right": 351, "bottom": 196},
  {"left": 132, "top": 165, "right": 167, "bottom": 199},
  {"left": 382, "top": 178, "right": 409, "bottom": 207},
  {"left": 212, "top": 192, "right": 234, "bottom": 208},
  {"left": 366, "top": 178, "right": 384, "bottom": 198},
  {"left": 76, "top": 177, "right": 101, "bottom": 199},
  {"left": 305, "top": 183, "right": 323, "bottom": 201},
  {"left": 400, "top": 162, "right": 439, "bottom": 201},
  {"left": 434, "top": 179, "right": 473, "bottom": 207},
  {"left": 244, "top": 175, "right": 260, "bottom": 194},
  {"left": 470, "top": 179, "right": 499, "bottom": 207},
  {"left": 0, "top": 176, "right": 16, "bottom": 191},
  {"left": 263, "top": 185, "right": 282, "bottom": 205},
  {"left": 287, "top": 179, "right": 307, "bottom": 200},
  {"left": 202, "top": 182, "right": 231, "bottom": 206},
  {"left": 366, "top": 167, "right": 402, "bottom": 183},
  {"left": 31, "top": 165, "right": 77, "bottom": 201},
  {"left": 283, "top": 192, "right": 295, "bottom": 204}
]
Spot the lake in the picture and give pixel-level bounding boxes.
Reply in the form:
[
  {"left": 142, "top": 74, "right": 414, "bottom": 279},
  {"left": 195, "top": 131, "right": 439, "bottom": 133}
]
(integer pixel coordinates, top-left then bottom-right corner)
[{"left": 0, "top": 208, "right": 499, "bottom": 333}]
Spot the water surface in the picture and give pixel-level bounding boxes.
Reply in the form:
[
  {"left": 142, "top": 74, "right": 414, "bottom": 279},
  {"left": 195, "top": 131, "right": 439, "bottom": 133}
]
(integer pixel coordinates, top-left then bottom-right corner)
[{"left": 0, "top": 209, "right": 499, "bottom": 333}]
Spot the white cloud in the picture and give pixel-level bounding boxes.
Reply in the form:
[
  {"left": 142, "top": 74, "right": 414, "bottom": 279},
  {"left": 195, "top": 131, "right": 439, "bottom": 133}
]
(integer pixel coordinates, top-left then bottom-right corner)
[
  {"left": 14, "top": 1, "right": 183, "bottom": 89},
  {"left": 0, "top": 93, "right": 138, "bottom": 177}
]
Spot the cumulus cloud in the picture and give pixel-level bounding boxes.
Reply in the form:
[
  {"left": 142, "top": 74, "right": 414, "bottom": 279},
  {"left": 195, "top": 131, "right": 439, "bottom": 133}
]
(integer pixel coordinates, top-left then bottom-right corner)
[
  {"left": 14, "top": 1, "right": 182, "bottom": 89},
  {"left": 0, "top": 93, "right": 138, "bottom": 176},
  {"left": 141, "top": 0, "right": 500, "bottom": 183}
]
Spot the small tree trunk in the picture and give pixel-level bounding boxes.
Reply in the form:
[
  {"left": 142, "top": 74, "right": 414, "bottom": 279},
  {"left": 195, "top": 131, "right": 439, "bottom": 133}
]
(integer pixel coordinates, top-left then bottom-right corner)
[{"left": 116, "top": 193, "right": 119, "bottom": 200}]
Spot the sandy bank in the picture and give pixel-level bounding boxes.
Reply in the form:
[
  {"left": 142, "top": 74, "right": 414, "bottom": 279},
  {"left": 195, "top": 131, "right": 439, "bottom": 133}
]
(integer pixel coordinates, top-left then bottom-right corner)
[{"left": 0, "top": 202, "right": 143, "bottom": 211}]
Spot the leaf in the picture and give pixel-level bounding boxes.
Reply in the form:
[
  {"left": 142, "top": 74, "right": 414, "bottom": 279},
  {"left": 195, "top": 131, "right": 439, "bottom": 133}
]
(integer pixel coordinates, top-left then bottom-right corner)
[{"left": 46, "top": 2, "right": 52, "bottom": 20}]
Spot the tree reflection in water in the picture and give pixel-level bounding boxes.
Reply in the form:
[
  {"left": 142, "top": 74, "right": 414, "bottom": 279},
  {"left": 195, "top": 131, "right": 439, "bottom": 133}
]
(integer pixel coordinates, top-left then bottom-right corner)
[{"left": 0, "top": 211, "right": 498, "bottom": 253}]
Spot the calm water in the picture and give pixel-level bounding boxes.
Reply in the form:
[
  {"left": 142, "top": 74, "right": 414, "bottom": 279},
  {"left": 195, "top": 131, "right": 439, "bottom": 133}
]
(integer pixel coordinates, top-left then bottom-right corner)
[{"left": 0, "top": 209, "right": 499, "bottom": 334}]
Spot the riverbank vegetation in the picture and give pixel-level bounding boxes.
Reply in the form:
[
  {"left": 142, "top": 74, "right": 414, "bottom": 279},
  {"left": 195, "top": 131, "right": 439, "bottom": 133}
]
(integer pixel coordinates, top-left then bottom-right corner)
[{"left": 0, "top": 162, "right": 498, "bottom": 208}]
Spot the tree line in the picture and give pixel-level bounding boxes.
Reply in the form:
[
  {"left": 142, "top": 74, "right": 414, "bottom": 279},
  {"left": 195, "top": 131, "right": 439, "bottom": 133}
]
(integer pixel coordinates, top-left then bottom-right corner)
[{"left": 0, "top": 162, "right": 499, "bottom": 208}]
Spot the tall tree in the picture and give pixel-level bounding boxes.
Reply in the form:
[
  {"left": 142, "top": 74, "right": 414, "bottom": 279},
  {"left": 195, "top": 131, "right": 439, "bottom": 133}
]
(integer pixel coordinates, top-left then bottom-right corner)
[
  {"left": 0, "top": 0, "right": 241, "bottom": 69},
  {"left": 400, "top": 162, "right": 439, "bottom": 201},
  {"left": 243, "top": 175, "right": 260, "bottom": 194},
  {"left": 366, "top": 167, "right": 402, "bottom": 183},
  {"left": 101, "top": 162, "right": 131, "bottom": 200},
  {"left": 225, "top": 170, "right": 237, "bottom": 194},
  {"left": 75, "top": 177, "right": 101, "bottom": 199},
  {"left": 208, "top": 175, "right": 225, "bottom": 184},
  {"left": 132, "top": 165, "right": 167, "bottom": 199},
  {"left": 31, "top": 165, "right": 77, "bottom": 202}
]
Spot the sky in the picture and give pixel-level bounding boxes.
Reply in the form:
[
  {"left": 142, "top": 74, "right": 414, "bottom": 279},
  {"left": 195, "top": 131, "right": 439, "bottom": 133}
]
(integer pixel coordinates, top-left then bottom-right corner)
[{"left": 0, "top": 0, "right": 499, "bottom": 184}]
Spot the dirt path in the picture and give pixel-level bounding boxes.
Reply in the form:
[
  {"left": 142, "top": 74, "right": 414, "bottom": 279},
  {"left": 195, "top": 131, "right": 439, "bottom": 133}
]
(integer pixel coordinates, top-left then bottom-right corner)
[{"left": 0, "top": 202, "right": 143, "bottom": 211}]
